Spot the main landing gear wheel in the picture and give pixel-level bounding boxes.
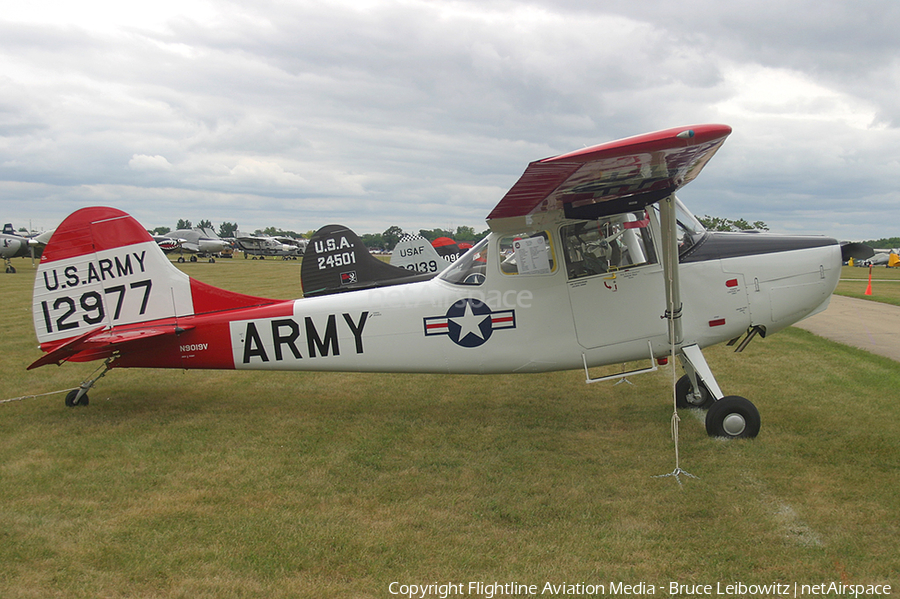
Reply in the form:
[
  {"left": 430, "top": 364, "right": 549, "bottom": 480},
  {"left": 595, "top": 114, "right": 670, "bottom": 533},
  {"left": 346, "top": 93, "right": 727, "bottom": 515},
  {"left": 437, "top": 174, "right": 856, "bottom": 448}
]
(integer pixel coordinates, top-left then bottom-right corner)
[
  {"left": 675, "top": 375, "right": 714, "bottom": 409},
  {"left": 65, "top": 389, "right": 90, "bottom": 407},
  {"left": 705, "top": 396, "right": 760, "bottom": 439}
]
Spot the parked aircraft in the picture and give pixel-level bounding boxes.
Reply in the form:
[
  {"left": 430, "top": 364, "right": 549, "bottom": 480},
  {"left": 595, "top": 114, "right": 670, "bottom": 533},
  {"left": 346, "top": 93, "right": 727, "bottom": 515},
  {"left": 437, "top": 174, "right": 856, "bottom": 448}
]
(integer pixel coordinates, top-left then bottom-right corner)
[
  {"left": 391, "top": 234, "right": 463, "bottom": 273},
  {"left": 154, "top": 228, "right": 231, "bottom": 263},
  {"left": 231, "top": 232, "right": 306, "bottom": 259},
  {"left": 3, "top": 224, "right": 51, "bottom": 273},
  {"left": 29, "top": 125, "right": 849, "bottom": 440},
  {"left": 302, "top": 225, "right": 429, "bottom": 296},
  {"left": 860, "top": 249, "right": 899, "bottom": 267}
]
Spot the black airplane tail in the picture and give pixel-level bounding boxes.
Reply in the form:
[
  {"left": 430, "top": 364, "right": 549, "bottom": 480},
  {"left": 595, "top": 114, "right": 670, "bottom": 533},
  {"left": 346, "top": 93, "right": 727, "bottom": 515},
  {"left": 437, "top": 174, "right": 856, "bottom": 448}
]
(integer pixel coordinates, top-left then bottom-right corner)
[
  {"left": 301, "top": 224, "right": 432, "bottom": 297},
  {"left": 839, "top": 241, "right": 874, "bottom": 262}
]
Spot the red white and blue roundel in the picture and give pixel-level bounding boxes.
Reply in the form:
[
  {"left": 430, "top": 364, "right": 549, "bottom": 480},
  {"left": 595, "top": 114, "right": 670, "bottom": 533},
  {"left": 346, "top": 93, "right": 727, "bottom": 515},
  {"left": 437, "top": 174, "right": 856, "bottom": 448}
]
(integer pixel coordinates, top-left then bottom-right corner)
[{"left": 423, "top": 299, "right": 516, "bottom": 348}]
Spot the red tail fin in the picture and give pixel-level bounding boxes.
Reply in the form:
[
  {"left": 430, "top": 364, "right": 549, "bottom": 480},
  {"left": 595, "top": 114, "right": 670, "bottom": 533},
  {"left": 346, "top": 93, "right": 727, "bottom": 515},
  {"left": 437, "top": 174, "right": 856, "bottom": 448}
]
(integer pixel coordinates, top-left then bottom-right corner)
[{"left": 33, "top": 207, "right": 279, "bottom": 354}]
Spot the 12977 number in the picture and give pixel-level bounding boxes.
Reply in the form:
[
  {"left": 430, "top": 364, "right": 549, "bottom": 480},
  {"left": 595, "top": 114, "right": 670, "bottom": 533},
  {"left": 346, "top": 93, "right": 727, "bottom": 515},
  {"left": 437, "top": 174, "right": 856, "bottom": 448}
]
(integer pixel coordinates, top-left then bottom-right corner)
[{"left": 39, "top": 279, "right": 152, "bottom": 334}]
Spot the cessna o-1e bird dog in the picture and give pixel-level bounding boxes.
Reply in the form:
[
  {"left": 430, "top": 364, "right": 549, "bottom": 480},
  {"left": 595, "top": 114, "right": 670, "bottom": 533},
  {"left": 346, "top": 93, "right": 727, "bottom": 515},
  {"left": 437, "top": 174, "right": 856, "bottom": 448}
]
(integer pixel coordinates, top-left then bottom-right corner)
[{"left": 30, "top": 125, "right": 849, "bottom": 439}]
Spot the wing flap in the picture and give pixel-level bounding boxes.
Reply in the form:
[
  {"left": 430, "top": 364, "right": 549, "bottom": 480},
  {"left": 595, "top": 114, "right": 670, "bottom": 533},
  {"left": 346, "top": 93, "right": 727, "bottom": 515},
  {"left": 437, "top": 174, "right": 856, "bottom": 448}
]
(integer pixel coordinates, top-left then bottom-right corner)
[{"left": 487, "top": 124, "right": 731, "bottom": 225}]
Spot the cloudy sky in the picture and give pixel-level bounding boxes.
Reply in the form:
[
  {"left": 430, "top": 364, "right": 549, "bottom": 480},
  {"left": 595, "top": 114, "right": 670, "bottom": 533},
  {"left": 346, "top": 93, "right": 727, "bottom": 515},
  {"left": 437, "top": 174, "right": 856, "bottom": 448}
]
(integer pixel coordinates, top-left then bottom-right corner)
[{"left": 2, "top": 0, "right": 898, "bottom": 240}]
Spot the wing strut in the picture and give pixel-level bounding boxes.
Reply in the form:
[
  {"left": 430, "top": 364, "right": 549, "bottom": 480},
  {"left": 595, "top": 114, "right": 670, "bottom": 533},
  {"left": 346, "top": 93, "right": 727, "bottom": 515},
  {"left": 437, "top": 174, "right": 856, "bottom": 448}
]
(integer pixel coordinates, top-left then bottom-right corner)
[{"left": 654, "top": 195, "right": 697, "bottom": 485}]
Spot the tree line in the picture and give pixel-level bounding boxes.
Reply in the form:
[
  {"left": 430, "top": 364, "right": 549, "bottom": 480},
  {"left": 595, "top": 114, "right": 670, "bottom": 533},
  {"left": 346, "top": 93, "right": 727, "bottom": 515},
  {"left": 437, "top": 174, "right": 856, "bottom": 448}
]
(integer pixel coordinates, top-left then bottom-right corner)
[
  {"left": 362, "top": 225, "right": 490, "bottom": 251},
  {"left": 148, "top": 216, "right": 770, "bottom": 250},
  {"left": 698, "top": 215, "right": 769, "bottom": 232},
  {"left": 148, "top": 220, "right": 308, "bottom": 240}
]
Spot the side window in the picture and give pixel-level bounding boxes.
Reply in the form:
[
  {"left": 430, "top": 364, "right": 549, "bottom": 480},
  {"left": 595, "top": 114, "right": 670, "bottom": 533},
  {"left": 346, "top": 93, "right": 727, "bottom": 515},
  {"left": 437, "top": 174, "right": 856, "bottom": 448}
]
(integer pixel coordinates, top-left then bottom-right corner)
[
  {"left": 498, "top": 231, "right": 556, "bottom": 275},
  {"left": 561, "top": 212, "right": 657, "bottom": 280}
]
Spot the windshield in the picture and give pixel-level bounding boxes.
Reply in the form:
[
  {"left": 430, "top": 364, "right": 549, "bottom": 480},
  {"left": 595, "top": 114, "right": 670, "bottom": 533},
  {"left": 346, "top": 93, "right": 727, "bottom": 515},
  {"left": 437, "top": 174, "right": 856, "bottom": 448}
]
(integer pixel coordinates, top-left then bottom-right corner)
[
  {"left": 439, "top": 236, "right": 490, "bottom": 286},
  {"left": 650, "top": 198, "right": 706, "bottom": 255},
  {"left": 675, "top": 197, "right": 705, "bottom": 236}
]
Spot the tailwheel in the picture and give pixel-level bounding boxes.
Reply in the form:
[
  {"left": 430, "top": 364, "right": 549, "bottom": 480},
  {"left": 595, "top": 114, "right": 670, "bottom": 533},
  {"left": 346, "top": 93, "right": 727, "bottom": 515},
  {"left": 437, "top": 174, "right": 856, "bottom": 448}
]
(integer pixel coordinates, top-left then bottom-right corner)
[
  {"left": 64, "top": 357, "right": 113, "bottom": 408},
  {"left": 675, "top": 374, "right": 714, "bottom": 409},
  {"left": 705, "top": 396, "right": 760, "bottom": 439},
  {"left": 65, "top": 389, "right": 90, "bottom": 407}
]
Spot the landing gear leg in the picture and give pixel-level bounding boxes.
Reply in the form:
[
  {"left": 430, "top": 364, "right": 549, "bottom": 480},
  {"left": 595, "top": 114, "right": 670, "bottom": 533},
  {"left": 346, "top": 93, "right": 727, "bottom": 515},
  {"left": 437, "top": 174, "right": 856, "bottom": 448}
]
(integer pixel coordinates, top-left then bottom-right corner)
[
  {"left": 678, "top": 344, "right": 724, "bottom": 402},
  {"left": 65, "top": 358, "right": 114, "bottom": 407},
  {"left": 677, "top": 344, "right": 760, "bottom": 438}
]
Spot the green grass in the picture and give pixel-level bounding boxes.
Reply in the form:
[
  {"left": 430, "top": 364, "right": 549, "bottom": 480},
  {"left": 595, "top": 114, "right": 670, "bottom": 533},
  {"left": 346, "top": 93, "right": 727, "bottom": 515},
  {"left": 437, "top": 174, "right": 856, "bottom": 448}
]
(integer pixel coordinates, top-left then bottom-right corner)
[
  {"left": 837, "top": 264, "right": 900, "bottom": 305},
  {"left": 2, "top": 256, "right": 899, "bottom": 597}
]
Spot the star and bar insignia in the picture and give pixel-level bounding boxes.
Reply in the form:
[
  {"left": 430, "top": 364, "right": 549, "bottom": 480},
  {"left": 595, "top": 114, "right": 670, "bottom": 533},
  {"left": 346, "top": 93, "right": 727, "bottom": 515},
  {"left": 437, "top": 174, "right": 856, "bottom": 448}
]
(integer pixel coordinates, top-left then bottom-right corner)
[{"left": 423, "top": 298, "right": 516, "bottom": 348}]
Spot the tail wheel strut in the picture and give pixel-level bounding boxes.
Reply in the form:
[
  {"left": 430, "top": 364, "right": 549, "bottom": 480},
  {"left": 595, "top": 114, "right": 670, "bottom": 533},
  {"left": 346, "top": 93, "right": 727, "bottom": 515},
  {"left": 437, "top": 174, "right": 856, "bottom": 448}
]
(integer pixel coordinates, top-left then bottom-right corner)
[{"left": 65, "top": 358, "right": 114, "bottom": 407}]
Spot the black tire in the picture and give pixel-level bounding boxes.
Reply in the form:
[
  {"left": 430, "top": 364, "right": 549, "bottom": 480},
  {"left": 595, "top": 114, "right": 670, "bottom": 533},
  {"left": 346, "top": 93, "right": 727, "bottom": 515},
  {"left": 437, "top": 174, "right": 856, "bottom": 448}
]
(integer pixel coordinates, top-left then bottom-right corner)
[
  {"left": 6, "top": 265, "right": 16, "bottom": 273},
  {"left": 65, "top": 389, "right": 89, "bottom": 407},
  {"left": 706, "top": 396, "right": 759, "bottom": 438},
  {"left": 675, "top": 374, "right": 714, "bottom": 409}
]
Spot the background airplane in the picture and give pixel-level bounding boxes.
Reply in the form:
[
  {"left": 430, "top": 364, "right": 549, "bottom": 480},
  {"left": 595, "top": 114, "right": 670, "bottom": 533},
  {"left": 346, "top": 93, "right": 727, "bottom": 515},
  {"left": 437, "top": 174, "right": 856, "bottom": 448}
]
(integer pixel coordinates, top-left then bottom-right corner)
[
  {"left": 28, "top": 125, "right": 851, "bottom": 443},
  {"left": 230, "top": 231, "right": 306, "bottom": 259},
  {"left": 302, "top": 225, "right": 429, "bottom": 296},
  {"left": 390, "top": 234, "right": 463, "bottom": 273},
  {"left": 155, "top": 228, "right": 232, "bottom": 263},
  {"left": 859, "top": 249, "right": 899, "bottom": 267},
  {"left": 2, "top": 224, "right": 52, "bottom": 273}
]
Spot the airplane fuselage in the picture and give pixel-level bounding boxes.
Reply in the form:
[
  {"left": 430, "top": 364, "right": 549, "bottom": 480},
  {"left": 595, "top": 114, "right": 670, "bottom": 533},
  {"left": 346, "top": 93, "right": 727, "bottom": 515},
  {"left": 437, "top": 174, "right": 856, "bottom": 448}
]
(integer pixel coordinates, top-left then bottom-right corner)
[{"left": 41, "top": 206, "right": 839, "bottom": 375}]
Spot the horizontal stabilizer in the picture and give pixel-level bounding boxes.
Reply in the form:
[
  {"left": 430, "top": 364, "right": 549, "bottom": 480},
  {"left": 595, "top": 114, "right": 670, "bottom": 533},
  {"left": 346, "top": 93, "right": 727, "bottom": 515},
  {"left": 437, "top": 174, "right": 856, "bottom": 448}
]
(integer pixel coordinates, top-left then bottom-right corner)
[{"left": 28, "top": 324, "right": 194, "bottom": 369}]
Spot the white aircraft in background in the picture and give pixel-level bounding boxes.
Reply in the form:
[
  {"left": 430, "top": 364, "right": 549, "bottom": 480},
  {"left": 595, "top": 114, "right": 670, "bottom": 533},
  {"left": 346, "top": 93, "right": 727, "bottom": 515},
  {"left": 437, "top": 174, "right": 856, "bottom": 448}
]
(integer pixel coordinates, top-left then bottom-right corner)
[
  {"left": 154, "top": 228, "right": 232, "bottom": 263},
  {"left": 231, "top": 232, "right": 306, "bottom": 259},
  {"left": 2, "top": 224, "right": 53, "bottom": 273},
  {"left": 29, "top": 125, "right": 857, "bottom": 441},
  {"left": 860, "top": 249, "right": 898, "bottom": 267}
]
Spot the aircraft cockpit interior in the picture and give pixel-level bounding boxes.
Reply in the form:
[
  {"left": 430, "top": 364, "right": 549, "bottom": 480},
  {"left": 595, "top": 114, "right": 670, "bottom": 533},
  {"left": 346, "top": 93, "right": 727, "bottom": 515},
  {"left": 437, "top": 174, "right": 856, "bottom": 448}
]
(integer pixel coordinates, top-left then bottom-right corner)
[
  {"left": 562, "top": 211, "right": 657, "bottom": 279},
  {"left": 440, "top": 199, "right": 704, "bottom": 287}
]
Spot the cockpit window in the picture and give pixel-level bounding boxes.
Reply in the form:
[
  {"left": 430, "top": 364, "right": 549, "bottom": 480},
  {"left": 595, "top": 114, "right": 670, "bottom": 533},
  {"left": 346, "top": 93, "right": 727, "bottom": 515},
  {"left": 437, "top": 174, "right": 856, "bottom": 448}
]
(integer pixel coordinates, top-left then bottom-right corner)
[
  {"left": 439, "top": 237, "right": 490, "bottom": 286},
  {"left": 561, "top": 212, "right": 657, "bottom": 280},
  {"left": 498, "top": 231, "right": 556, "bottom": 275}
]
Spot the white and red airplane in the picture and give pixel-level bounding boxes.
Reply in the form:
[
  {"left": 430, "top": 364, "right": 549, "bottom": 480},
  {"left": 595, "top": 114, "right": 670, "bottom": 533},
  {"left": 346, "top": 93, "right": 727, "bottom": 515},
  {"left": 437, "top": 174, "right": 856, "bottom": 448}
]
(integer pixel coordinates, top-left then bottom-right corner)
[{"left": 29, "top": 124, "right": 847, "bottom": 438}]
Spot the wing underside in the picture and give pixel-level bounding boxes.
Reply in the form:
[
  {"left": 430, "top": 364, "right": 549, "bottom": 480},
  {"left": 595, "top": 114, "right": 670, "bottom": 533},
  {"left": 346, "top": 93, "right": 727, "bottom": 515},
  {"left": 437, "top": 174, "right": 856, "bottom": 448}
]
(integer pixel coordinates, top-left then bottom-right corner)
[{"left": 487, "top": 124, "right": 732, "bottom": 228}]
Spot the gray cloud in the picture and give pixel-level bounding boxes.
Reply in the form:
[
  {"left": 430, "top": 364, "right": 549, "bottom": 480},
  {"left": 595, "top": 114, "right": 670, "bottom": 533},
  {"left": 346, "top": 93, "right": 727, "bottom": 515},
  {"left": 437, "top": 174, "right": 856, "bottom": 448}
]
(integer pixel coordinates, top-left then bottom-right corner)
[{"left": 1, "top": 0, "right": 898, "bottom": 240}]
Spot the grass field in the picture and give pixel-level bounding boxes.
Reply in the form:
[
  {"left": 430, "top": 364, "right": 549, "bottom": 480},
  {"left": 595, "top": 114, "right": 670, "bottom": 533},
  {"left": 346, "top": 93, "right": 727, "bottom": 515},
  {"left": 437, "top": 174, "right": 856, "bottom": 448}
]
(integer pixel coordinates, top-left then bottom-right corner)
[
  {"left": 1, "top": 256, "right": 898, "bottom": 598},
  {"left": 838, "top": 264, "right": 900, "bottom": 306}
]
